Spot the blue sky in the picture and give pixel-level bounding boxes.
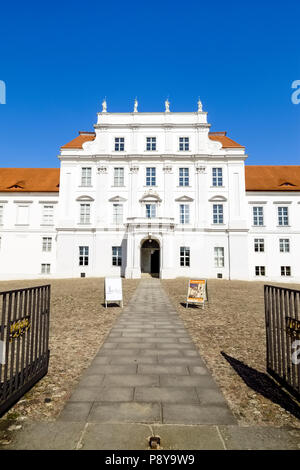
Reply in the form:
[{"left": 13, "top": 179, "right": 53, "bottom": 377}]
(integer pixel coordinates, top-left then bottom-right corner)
[{"left": 0, "top": 0, "right": 299, "bottom": 167}]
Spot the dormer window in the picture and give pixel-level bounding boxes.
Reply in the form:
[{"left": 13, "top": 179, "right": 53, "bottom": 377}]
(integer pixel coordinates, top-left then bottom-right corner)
[{"left": 279, "top": 182, "right": 296, "bottom": 187}]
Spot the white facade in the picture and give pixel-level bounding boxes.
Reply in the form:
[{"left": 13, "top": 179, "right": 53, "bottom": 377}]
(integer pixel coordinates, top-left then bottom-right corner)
[{"left": 0, "top": 104, "right": 299, "bottom": 282}]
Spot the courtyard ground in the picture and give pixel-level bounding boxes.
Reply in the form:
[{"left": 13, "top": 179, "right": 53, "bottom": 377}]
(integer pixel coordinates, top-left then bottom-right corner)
[
  {"left": 162, "top": 278, "right": 300, "bottom": 429},
  {"left": 0, "top": 277, "right": 299, "bottom": 447}
]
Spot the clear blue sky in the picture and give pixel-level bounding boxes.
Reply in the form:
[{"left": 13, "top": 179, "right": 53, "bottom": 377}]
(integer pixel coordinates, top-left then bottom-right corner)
[{"left": 0, "top": 0, "right": 299, "bottom": 168}]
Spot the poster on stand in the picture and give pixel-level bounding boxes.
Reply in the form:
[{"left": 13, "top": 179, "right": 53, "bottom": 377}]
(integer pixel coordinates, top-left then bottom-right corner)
[{"left": 186, "top": 279, "right": 208, "bottom": 308}]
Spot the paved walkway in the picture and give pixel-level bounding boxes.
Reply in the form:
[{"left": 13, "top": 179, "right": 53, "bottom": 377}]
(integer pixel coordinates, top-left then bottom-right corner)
[
  {"left": 2, "top": 279, "right": 300, "bottom": 449},
  {"left": 58, "top": 279, "right": 235, "bottom": 426}
]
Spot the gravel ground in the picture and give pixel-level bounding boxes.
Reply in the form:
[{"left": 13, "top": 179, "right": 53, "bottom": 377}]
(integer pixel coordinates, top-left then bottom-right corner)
[
  {"left": 161, "top": 278, "right": 300, "bottom": 429},
  {"left": 0, "top": 277, "right": 140, "bottom": 424}
]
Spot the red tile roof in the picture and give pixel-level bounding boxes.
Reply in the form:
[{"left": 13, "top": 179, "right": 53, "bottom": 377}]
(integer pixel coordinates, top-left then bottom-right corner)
[
  {"left": 0, "top": 168, "right": 60, "bottom": 192},
  {"left": 245, "top": 166, "right": 300, "bottom": 191}
]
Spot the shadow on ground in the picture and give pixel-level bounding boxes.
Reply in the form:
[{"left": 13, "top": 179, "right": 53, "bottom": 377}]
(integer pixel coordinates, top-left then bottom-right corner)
[{"left": 221, "top": 351, "right": 300, "bottom": 420}]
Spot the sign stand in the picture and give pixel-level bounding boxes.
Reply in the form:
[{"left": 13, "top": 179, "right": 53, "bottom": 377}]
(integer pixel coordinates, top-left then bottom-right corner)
[
  {"left": 186, "top": 279, "right": 208, "bottom": 309},
  {"left": 104, "top": 277, "right": 123, "bottom": 308}
]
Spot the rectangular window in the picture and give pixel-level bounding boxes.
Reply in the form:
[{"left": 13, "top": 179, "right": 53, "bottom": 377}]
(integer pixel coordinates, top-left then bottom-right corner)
[
  {"left": 42, "top": 237, "right": 52, "bottom": 252},
  {"left": 281, "top": 266, "right": 291, "bottom": 276},
  {"left": 80, "top": 203, "right": 90, "bottom": 224},
  {"left": 179, "top": 204, "right": 190, "bottom": 224},
  {"left": 145, "top": 204, "right": 156, "bottom": 218},
  {"left": 254, "top": 238, "right": 264, "bottom": 252},
  {"left": 115, "top": 137, "right": 125, "bottom": 151},
  {"left": 146, "top": 137, "right": 156, "bottom": 151},
  {"left": 179, "top": 137, "right": 189, "bottom": 151},
  {"left": 79, "top": 246, "right": 89, "bottom": 266},
  {"left": 146, "top": 167, "right": 156, "bottom": 186},
  {"left": 214, "top": 247, "right": 225, "bottom": 267},
  {"left": 213, "top": 204, "right": 223, "bottom": 224},
  {"left": 112, "top": 246, "right": 122, "bottom": 266},
  {"left": 41, "top": 263, "right": 51, "bottom": 274},
  {"left": 279, "top": 238, "right": 290, "bottom": 252},
  {"left": 278, "top": 206, "right": 289, "bottom": 226},
  {"left": 212, "top": 168, "right": 223, "bottom": 187},
  {"left": 0, "top": 205, "right": 3, "bottom": 224},
  {"left": 255, "top": 266, "right": 265, "bottom": 276},
  {"left": 180, "top": 247, "right": 190, "bottom": 267},
  {"left": 179, "top": 168, "right": 189, "bottom": 186},
  {"left": 253, "top": 206, "right": 264, "bottom": 226},
  {"left": 81, "top": 167, "right": 92, "bottom": 186},
  {"left": 42, "top": 205, "right": 54, "bottom": 225},
  {"left": 114, "top": 167, "right": 124, "bottom": 186},
  {"left": 113, "top": 204, "right": 123, "bottom": 224},
  {"left": 17, "top": 205, "right": 29, "bottom": 225}
]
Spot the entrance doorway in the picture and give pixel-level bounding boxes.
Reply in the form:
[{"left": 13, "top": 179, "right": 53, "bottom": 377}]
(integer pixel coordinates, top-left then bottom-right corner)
[{"left": 141, "top": 239, "right": 160, "bottom": 277}]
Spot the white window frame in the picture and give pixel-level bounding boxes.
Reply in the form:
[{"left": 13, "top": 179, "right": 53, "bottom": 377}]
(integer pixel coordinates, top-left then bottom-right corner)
[
  {"left": 279, "top": 238, "right": 290, "bottom": 253},
  {"left": 253, "top": 206, "right": 264, "bottom": 226},
  {"left": 179, "top": 137, "right": 189, "bottom": 151},
  {"left": 212, "top": 168, "right": 223, "bottom": 187},
  {"left": 179, "top": 204, "right": 190, "bottom": 224},
  {"left": 146, "top": 137, "right": 156, "bottom": 151},
  {"left": 254, "top": 238, "right": 264, "bottom": 252},
  {"left": 278, "top": 206, "right": 289, "bottom": 226},
  {"left": 41, "top": 263, "right": 51, "bottom": 274},
  {"left": 79, "top": 203, "right": 91, "bottom": 224},
  {"left": 146, "top": 167, "right": 156, "bottom": 186},
  {"left": 145, "top": 203, "right": 156, "bottom": 219},
  {"left": 42, "top": 205, "right": 54, "bottom": 225},
  {"left": 0, "top": 205, "right": 3, "bottom": 224},
  {"left": 113, "top": 203, "right": 123, "bottom": 225},
  {"left": 79, "top": 246, "right": 89, "bottom": 266},
  {"left": 180, "top": 246, "right": 190, "bottom": 267},
  {"left": 113, "top": 167, "right": 124, "bottom": 187},
  {"left": 255, "top": 266, "right": 265, "bottom": 276},
  {"left": 42, "top": 237, "right": 52, "bottom": 252},
  {"left": 81, "top": 167, "right": 92, "bottom": 187},
  {"left": 213, "top": 204, "right": 224, "bottom": 224},
  {"left": 214, "top": 247, "right": 224, "bottom": 267},
  {"left": 112, "top": 246, "right": 122, "bottom": 266},
  {"left": 114, "top": 137, "right": 125, "bottom": 151},
  {"left": 179, "top": 168, "right": 189, "bottom": 187},
  {"left": 281, "top": 266, "right": 291, "bottom": 276}
]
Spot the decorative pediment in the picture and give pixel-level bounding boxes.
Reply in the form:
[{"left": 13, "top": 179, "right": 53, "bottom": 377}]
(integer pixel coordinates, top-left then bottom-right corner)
[
  {"left": 139, "top": 190, "right": 162, "bottom": 203},
  {"left": 109, "top": 195, "right": 127, "bottom": 202},
  {"left": 76, "top": 195, "right": 94, "bottom": 202},
  {"left": 208, "top": 195, "right": 227, "bottom": 202},
  {"left": 175, "top": 195, "right": 194, "bottom": 202}
]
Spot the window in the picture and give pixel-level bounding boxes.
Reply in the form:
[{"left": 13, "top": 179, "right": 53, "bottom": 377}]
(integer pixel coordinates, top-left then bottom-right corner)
[
  {"left": 253, "top": 206, "right": 264, "bottom": 226},
  {"left": 146, "top": 137, "right": 156, "bottom": 151},
  {"left": 42, "top": 237, "right": 52, "bottom": 252},
  {"left": 179, "top": 137, "right": 189, "bottom": 151},
  {"left": 113, "top": 204, "right": 123, "bottom": 224},
  {"left": 255, "top": 266, "right": 265, "bottom": 276},
  {"left": 146, "top": 167, "right": 156, "bottom": 186},
  {"left": 41, "top": 264, "right": 50, "bottom": 274},
  {"left": 254, "top": 238, "right": 264, "bottom": 252},
  {"left": 80, "top": 203, "right": 90, "bottom": 224},
  {"left": 81, "top": 167, "right": 92, "bottom": 186},
  {"left": 213, "top": 204, "right": 223, "bottom": 224},
  {"left": 212, "top": 168, "right": 223, "bottom": 187},
  {"left": 0, "top": 205, "right": 3, "bottom": 224},
  {"left": 279, "top": 238, "right": 290, "bottom": 252},
  {"left": 180, "top": 247, "right": 190, "bottom": 267},
  {"left": 145, "top": 204, "right": 156, "bottom": 218},
  {"left": 179, "top": 204, "right": 190, "bottom": 224},
  {"left": 114, "top": 167, "right": 124, "bottom": 187},
  {"left": 179, "top": 168, "right": 189, "bottom": 186},
  {"left": 115, "top": 137, "right": 125, "bottom": 151},
  {"left": 112, "top": 246, "right": 122, "bottom": 266},
  {"left": 79, "top": 246, "right": 89, "bottom": 266},
  {"left": 42, "top": 205, "right": 54, "bottom": 225},
  {"left": 214, "top": 247, "right": 224, "bottom": 267},
  {"left": 281, "top": 266, "right": 291, "bottom": 276},
  {"left": 278, "top": 206, "right": 289, "bottom": 226},
  {"left": 17, "top": 205, "right": 29, "bottom": 225}
]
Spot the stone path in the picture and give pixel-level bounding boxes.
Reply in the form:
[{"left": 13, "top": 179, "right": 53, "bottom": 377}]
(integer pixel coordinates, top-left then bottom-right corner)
[{"left": 58, "top": 279, "right": 235, "bottom": 425}]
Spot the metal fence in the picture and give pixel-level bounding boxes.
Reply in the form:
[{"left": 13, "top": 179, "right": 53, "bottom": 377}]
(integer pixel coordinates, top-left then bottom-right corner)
[
  {"left": 0, "top": 285, "right": 50, "bottom": 417},
  {"left": 264, "top": 284, "right": 300, "bottom": 401}
]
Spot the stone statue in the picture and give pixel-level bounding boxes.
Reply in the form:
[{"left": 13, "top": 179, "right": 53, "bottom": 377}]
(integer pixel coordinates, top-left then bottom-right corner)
[
  {"left": 102, "top": 98, "right": 107, "bottom": 113},
  {"left": 134, "top": 98, "right": 138, "bottom": 112},
  {"left": 197, "top": 98, "right": 202, "bottom": 112},
  {"left": 165, "top": 99, "right": 170, "bottom": 112}
]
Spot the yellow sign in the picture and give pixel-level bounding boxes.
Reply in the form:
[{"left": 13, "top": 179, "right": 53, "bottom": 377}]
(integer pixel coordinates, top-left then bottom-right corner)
[
  {"left": 9, "top": 317, "right": 31, "bottom": 342},
  {"left": 186, "top": 280, "right": 207, "bottom": 308}
]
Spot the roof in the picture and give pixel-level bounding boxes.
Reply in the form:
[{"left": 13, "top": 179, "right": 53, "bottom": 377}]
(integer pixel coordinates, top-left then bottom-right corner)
[
  {"left": 61, "top": 131, "right": 244, "bottom": 149},
  {"left": 245, "top": 166, "right": 300, "bottom": 191},
  {"left": 0, "top": 168, "right": 60, "bottom": 192}
]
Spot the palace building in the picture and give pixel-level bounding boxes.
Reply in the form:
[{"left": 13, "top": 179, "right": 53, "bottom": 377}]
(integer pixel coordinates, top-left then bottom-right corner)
[{"left": 0, "top": 99, "right": 299, "bottom": 282}]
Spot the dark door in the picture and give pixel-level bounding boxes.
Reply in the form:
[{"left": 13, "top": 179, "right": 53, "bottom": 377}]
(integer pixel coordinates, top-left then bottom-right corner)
[{"left": 151, "top": 249, "right": 160, "bottom": 274}]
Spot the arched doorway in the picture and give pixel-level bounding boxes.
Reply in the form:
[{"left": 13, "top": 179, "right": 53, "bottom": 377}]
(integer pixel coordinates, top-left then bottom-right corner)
[{"left": 141, "top": 239, "right": 160, "bottom": 277}]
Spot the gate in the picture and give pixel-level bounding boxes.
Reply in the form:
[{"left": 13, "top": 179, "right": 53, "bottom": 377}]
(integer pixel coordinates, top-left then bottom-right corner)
[
  {"left": 264, "top": 285, "right": 300, "bottom": 401},
  {"left": 0, "top": 285, "right": 50, "bottom": 417}
]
